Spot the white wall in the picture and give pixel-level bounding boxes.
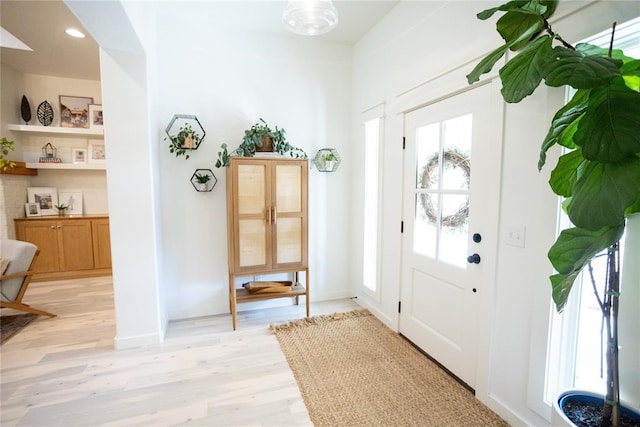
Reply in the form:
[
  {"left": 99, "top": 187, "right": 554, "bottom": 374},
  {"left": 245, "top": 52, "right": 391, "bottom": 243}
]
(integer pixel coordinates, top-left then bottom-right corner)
[
  {"left": 153, "top": 4, "right": 354, "bottom": 320},
  {"left": 351, "top": 1, "right": 640, "bottom": 425},
  {"left": 69, "top": 0, "right": 355, "bottom": 339}
]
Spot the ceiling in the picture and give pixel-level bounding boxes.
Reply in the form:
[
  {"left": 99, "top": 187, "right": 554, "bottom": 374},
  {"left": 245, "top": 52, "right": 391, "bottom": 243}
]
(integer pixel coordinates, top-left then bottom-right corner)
[{"left": 1, "top": 0, "right": 399, "bottom": 82}]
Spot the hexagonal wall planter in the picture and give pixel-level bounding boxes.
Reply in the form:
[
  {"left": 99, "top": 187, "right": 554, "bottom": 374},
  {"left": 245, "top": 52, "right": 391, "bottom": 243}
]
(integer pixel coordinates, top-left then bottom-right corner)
[
  {"left": 191, "top": 168, "right": 217, "bottom": 192},
  {"left": 313, "top": 148, "right": 341, "bottom": 172},
  {"left": 165, "top": 114, "right": 205, "bottom": 160}
]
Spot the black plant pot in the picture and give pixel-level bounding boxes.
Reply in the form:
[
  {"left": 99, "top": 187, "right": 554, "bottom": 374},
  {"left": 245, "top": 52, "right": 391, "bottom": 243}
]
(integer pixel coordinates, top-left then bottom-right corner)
[{"left": 553, "top": 390, "right": 640, "bottom": 427}]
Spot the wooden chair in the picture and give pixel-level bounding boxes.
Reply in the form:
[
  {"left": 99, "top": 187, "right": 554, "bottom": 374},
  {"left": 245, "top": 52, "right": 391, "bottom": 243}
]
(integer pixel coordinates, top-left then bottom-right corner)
[{"left": 0, "top": 239, "right": 56, "bottom": 317}]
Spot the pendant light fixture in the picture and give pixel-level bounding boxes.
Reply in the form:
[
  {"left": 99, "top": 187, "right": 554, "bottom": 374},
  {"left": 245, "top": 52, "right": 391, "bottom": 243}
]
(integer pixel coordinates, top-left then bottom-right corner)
[{"left": 283, "top": 0, "right": 339, "bottom": 36}]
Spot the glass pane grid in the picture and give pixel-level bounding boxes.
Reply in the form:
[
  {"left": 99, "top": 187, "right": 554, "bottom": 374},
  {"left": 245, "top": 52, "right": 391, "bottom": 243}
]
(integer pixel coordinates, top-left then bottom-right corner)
[{"left": 413, "top": 114, "right": 472, "bottom": 267}]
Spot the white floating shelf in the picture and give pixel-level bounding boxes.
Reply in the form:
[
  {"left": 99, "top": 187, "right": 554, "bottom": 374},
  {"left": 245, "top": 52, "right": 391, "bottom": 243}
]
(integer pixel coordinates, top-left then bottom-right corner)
[
  {"left": 26, "top": 162, "right": 106, "bottom": 171},
  {"left": 8, "top": 124, "right": 104, "bottom": 137}
]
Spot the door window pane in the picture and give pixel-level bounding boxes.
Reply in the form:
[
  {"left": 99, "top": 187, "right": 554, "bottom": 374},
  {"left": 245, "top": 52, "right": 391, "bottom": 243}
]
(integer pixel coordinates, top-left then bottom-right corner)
[{"left": 413, "top": 114, "right": 472, "bottom": 267}]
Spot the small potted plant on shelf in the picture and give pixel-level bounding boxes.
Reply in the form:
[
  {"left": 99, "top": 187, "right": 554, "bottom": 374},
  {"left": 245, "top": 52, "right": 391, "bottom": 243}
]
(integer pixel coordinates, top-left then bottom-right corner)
[
  {"left": 215, "top": 118, "right": 307, "bottom": 167},
  {"left": 194, "top": 172, "right": 211, "bottom": 191},
  {"left": 322, "top": 151, "right": 337, "bottom": 171},
  {"left": 0, "top": 137, "right": 16, "bottom": 171},
  {"left": 165, "top": 123, "right": 202, "bottom": 160},
  {"left": 55, "top": 204, "right": 68, "bottom": 216}
]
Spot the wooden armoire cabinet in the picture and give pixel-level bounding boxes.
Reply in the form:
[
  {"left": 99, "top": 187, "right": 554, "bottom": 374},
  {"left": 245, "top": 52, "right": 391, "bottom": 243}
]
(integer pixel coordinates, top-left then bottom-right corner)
[{"left": 226, "top": 157, "right": 309, "bottom": 329}]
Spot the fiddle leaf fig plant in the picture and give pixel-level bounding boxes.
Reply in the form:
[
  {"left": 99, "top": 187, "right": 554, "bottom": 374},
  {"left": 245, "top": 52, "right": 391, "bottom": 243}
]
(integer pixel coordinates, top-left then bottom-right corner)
[
  {"left": 468, "top": 2, "right": 640, "bottom": 426},
  {"left": 215, "top": 118, "right": 307, "bottom": 167}
]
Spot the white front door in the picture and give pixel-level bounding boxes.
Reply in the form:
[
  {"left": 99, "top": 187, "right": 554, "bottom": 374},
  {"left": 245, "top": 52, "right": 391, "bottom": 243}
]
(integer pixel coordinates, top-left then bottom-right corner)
[{"left": 399, "top": 82, "right": 502, "bottom": 389}]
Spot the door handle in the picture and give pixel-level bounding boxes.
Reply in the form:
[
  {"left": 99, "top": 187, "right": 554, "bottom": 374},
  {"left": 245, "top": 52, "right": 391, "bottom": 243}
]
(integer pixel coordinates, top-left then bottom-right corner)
[
  {"left": 273, "top": 206, "right": 277, "bottom": 225},
  {"left": 467, "top": 253, "right": 481, "bottom": 264},
  {"left": 267, "top": 207, "right": 271, "bottom": 224}
]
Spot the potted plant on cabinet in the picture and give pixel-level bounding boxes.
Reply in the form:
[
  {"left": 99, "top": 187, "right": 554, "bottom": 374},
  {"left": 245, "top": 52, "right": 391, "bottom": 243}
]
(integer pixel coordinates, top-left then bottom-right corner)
[
  {"left": 215, "top": 118, "right": 307, "bottom": 167},
  {"left": 0, "top": 137, "right": 16, "bottom": 171},
  {"left": 55, "top": 204, "right": 68, "bottom": 216},
  {"left": 467, "top": 2, "right": 639, "bottom": 426}
]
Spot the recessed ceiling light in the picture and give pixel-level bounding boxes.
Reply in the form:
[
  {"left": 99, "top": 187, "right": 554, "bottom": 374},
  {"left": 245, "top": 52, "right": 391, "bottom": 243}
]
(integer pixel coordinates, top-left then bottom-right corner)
[{"left": 65, "top": 28, "right": 85, "bottom": 38}]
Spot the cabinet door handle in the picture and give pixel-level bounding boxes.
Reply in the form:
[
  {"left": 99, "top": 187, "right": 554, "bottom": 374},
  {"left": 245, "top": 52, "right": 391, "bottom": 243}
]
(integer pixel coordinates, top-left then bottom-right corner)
[
  {"left": 273, "top": 207, "right": 277, "bottom": 225},
  {"left": 267, "top": 207, "right": 272, "bottom": 224},
  {"left": 50, "top": 225, "right": 56, "bottom": 229}
]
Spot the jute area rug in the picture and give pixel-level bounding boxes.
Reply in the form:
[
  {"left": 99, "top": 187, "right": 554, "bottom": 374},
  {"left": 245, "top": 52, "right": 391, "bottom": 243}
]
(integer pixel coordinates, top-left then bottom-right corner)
[
  {"left": 271, "top": 309, "right": 508, "bottom": 427},
  {"left": 0, "top": 313, "right": 37, "bottom": 345}
]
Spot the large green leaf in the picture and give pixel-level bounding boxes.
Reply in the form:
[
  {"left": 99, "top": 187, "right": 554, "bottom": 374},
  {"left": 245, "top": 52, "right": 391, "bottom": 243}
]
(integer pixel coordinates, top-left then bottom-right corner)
[
  {"left": 467, "top": 12, "right": 546, "bottom": 84},
  {"left": 538, "top": 89, "right": 588, "bottom": 169},
  {"left": 574, "top": 82, "right": 640, "bottom": 162},
  {"left": 550, "top": 271, "right": 580, "bottom": 313},
  {"left": 549, "top": 149, "right": 586, "bottom": 197},
  {"left": 499, "top": 35, "right": 553, "bottom": 103},
  {"left": 539, "top": 0, "right": 558, "bottom": 18},
  {"left": 621, "top": 60, "right": 640, "bottom": 91},
  {"left": 568, "top": 156, "right": 640, "bottom": 230},
  {"left": 576, "top": 43, "right": 635, "bottom": 63},
  {"left": 467, "top": 44, "right": 509, "bottom": 84},
  {"left": 477, "top": 0, "right": 531, "bottom": 20},
  {"left": 548, "top": 225, "right": 623, "bottom": 275},
  {"left": 497, "top": 10, "right": 544, "bottom": 51},
  {"left": 543, "top": 47, "right": 622, "bottom": 89}
]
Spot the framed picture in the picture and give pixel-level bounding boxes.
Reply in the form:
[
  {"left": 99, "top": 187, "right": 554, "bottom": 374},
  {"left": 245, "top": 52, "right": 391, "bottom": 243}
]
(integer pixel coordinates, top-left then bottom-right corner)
[
  {"left": 88, "top": 140, "right": 106, "bottom": 164},
  {"left": 72, "top": 148, "right": 87, "bottom": 164},
  {"left": 27, "top": 187, "right": 58, "bottom": 216},
  {"left": 59, "top": 95, "right": 93, "bottom": 129},
  {"left": 58, "top": 191, "right": 83, "bottom": 215},
  {"left": 89, "top": 104, "right": 103, "bottom": 130},
  {"left": 25, "top": 203, "right": 40, "bottom": 217}
]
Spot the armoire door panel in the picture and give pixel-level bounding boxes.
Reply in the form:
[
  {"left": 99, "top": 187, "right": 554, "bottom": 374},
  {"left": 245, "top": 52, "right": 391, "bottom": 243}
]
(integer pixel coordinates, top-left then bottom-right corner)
[
  {"left": 275, "top": 164, "right": 302, "bottom": 213},
  {"left": 237, "top": 164, "right": 268, "bottom": 215},
  {"left": 238, "top": 218, "right": 269, "bottom": 268},
  {"left": 275, "top": 217, "right": 302, "bottom": 264}
]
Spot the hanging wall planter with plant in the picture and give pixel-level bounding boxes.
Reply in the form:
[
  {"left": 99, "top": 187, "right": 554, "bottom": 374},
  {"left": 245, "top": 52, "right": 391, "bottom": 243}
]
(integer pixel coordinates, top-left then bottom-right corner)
[
  {"left": 164, "top": 114, "right": 205, "bottom": 160},
  {"left": 190, "top": 169, "right": 217, "bottom": 192},
  {"left": 215, "top": 118, "right": 306, "bottom": 167}
]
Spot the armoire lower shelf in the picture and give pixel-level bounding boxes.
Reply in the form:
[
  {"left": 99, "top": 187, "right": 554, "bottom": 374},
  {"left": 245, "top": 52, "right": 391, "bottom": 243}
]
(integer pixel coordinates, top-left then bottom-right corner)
[
  {"left": 236, "top": 283, "right": 306, "bottom": 303},
  {"left": 229, "top": 268, "right": 309, "bottom": 330}
]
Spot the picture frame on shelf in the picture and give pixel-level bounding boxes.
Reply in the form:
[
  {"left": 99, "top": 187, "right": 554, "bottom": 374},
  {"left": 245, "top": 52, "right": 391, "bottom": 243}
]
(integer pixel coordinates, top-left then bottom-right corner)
[
  {"left": 89, "top": 104, "right": 103, "bottom": 130},
  {"left": 88, "top": 140, "right": 106, "bottom": 164},
  {"left": 59, "top": 95, "right": 93, "bottom": 129},
  {"left": 58, "top": 191, "right": 83, "bottom": 215},
  {"left": 25, "top": 203, "right": 40, "bottom": 217},
  {"left": 27, "top": 187, "right": 58, "bottom": 216},
  {"left": 72, "top": 148, "right": 87, "bottom": 164}
]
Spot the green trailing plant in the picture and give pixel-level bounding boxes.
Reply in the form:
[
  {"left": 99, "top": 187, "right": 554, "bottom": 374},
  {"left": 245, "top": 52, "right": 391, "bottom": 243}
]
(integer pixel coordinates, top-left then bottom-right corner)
[
  {"left": 468, "top": 2, "right": 639, "bottom": 426},
  {"left": 0, "top": 137, "right": 16, "bottom": 170},
  {"left": 165, "top": 124, "right": 202, "bottom": 160},
  {"left": 215, "top": 118, "right": 307, "bottom": 167}
]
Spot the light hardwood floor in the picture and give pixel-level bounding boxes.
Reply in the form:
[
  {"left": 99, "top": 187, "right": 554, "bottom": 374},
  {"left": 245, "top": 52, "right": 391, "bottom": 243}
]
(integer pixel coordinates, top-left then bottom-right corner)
[{"left": 1, "top": 277, "right": 359, "bottom": 426}]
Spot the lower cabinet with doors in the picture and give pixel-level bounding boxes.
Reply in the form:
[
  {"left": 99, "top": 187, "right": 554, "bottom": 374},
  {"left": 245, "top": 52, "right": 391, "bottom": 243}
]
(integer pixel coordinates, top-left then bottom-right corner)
[
  {"left": 14, "top": 215, "right": 112, "bottom": 281},
  {"left": 226, "top": 157, "right": 309, "bottom": 330}
]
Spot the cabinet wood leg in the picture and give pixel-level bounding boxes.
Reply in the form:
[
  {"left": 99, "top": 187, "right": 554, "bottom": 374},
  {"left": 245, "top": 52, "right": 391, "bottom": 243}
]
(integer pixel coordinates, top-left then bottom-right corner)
[
  {"left": 305, "top": 269, "right": 310, "bottom": 317},
  {"left": 229, "top": 273, "right": 237, "bottom": 330}
]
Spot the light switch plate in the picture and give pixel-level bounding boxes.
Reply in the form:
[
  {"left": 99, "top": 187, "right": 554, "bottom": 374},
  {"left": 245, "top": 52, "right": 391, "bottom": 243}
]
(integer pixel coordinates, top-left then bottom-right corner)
[{"left": 506, "top": 226, "right": 526, "bottom": 248}]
